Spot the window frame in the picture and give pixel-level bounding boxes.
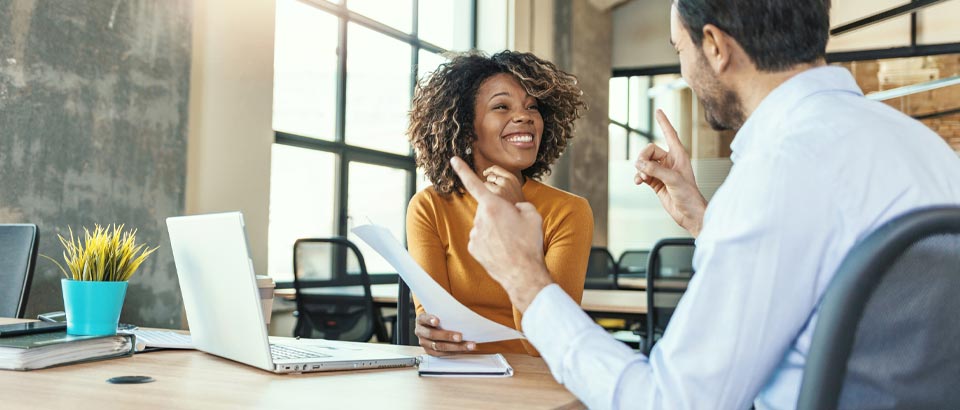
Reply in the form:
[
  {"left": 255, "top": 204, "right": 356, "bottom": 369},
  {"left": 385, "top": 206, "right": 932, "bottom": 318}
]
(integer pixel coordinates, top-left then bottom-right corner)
[{"left": 273, "top": 0, "right": 478, "bottom": 288}]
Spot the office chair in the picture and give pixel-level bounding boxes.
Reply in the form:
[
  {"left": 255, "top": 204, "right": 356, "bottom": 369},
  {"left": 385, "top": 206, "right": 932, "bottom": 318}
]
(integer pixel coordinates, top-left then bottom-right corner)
[
  {"left": 584, "top": 247, "right": 618, "bottom": 290},
  {"left": 617, "top": 250, "right": 650, "bottom": 278},
  {"left": 292, "top": 237, "right": 389, "bottom": 343},
  {"left": 0, "top": 224, "right": 39, "bottom": 318},
  {"left": 644, "top": 237, "right": 695, "bottom": 354},
  {"left": 797, "top": 206, "right": 960, "bottom": 410},
  {"left": 394, "top": 279, "right": 417, "bottom": 346}
]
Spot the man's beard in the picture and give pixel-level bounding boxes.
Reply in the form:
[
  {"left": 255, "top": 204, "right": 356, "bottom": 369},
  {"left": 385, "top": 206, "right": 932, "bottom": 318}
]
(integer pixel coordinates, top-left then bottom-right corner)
[{"left": 692, "top": 54, "right": 745, "bottom": 131}]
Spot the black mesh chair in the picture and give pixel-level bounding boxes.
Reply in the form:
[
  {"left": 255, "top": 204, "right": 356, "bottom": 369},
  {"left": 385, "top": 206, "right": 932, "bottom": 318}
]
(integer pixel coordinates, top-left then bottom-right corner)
[
  {"left": 394, "top": 279, "right": 417, "bottom": 346},
  {"left": 585, "top": 247, "right": 618, "bottom": 290},
  {"left": 617, "top": 251, "right": 650, "bottom": 278},
  {"left": 0, "top": 224, "right": 39, "bottom": 318},
  {"left": 797, "top": 206, "right": 960, "bottom": 410},
  {"left": 617, "top": 250, "right": 650, "bottom": 278},
  {"left": 644, "top": 237, "right": 695, "bottom": 354},
  {"left": 292, "top": 237, "right": 389, "bottom": 343}
]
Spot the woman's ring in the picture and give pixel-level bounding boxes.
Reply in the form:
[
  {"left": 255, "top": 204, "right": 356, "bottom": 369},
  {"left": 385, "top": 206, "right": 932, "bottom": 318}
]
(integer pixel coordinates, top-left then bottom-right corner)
[{"left": 431, "top": 341, "right": 437, "bottom": 350}]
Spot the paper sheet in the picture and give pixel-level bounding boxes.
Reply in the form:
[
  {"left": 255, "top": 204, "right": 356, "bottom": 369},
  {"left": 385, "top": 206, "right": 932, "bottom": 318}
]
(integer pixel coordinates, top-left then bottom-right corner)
[{"left": 352, "top": 224, "right": 525, "bottom": 343}]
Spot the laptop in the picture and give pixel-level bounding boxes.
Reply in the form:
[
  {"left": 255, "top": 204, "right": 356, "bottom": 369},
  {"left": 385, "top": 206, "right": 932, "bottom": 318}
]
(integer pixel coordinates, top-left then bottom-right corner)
[{"left": 166, "top": 211, "right": 417, "bottom": 374}]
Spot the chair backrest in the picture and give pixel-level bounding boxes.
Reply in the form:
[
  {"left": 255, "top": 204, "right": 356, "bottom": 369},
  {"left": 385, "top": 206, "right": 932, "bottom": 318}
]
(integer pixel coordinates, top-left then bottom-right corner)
[
  {"left": 0, "top": 224, "right": 39, "bottom": 318},
  {"left": 292, "top": 237, "right": 387, "bottom": 342},
  {"left": 645, "top": 237, "right": 695, "bottom": 354},
  {"left": 395, "top": 279, "right": 417, "bottom": 346},
  {"left": 797, "top": 206, "right": 960, "bottom": 410},
  {"left": 617, "top": 250, "right": 650, "bottom": 277},
  {"left": 584, "top": 247, "right": 618, "bottom": 290}
]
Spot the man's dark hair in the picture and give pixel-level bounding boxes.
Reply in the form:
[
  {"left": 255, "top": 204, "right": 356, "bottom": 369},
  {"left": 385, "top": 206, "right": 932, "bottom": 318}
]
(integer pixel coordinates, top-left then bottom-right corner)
[{"left": 675, "top": 0, "right": 831, "bottom": 72}]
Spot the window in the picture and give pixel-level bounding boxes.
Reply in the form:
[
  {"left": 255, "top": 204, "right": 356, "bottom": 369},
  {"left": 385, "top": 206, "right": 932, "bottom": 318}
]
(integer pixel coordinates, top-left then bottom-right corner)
[
  {"left": 607, "top": 73, "right": 691, "bottom": 257},
  {"left": 269, "top": 0, "right": 489, "bottom": 285}
]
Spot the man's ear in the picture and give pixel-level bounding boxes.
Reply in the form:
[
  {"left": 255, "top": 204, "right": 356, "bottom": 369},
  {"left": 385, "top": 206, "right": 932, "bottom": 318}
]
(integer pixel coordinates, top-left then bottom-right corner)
[{"left": 701, "top": 24, "right": 732, "bottom": 73}]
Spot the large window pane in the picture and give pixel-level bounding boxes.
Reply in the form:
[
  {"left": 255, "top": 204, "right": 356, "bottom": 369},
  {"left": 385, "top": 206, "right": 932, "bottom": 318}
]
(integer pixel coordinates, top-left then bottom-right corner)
[
  {"left": 416, "top": 167, "right": 432, "bottom": 193},
  {"left": 651, "top": 74, "right": 683, "bottom": 145},
  {"left": 346, "top": 162, "right": 410, "bottom": 274},
  {"left": 609, "top": 77, "right": 628, "bottom": 124},
  {"left": 268, "top": 145, "right": 337, "bottom": 282},
  {"left": 628, "top": 76, "right": 650, "bottom": 130},
  {"left": 418, "top": 0, "right": 472, "bottom": 51},
  {"left": 477, "top": 0, "right": 508, "bottom": 53},
  {"left": 628, "top": 131, "right": 646, "bottom": 162},
  {"left": 348, "top": 0, "right": 413, "bottom": 33},
  {"left": 608, "top": 154, "right": 689, "bottom": 258},
  {"left": 273, "top": 0, "right": 338, "bottom": 140},
  {"left": 417, "top": 49, "right": 447, "bottom": 83},
  {"left": 345, "top": 23, "right": 412, "bottom": 154},
  {"left": 609, "top": 123, "right": 627, "bottom": 162}
]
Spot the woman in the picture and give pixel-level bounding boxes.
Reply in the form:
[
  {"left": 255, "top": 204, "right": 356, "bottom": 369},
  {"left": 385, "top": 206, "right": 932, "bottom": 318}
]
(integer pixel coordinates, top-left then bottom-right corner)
[{"left": 406, "top": 50, "right": 593, "bottom": 356}]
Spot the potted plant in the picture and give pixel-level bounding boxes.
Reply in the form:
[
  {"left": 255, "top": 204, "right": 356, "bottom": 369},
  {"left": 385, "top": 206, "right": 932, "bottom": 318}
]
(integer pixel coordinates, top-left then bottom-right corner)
[{"left": 43, "top": 225, "right": 158, "bottom": 336}]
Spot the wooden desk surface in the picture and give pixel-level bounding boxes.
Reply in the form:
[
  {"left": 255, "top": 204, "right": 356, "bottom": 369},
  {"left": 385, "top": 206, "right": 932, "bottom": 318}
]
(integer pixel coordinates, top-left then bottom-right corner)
[
  {"left": 276, "top": 284, "right": 647, "bottom": 315},
  {"left": 0, "top": 318, "right": 582, "bottom": 410}
]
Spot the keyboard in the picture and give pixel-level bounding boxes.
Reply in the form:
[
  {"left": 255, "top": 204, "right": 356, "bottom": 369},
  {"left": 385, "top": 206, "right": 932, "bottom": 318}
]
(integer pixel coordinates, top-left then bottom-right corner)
[{"left": 270, "top": 344, "right": 331, "bottom": 360}]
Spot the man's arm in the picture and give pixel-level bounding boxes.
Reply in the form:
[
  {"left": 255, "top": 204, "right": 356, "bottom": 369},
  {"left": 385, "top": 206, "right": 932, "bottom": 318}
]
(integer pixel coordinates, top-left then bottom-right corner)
[{"left": 451, "top": 145, "right": 837, "bottom": 409}]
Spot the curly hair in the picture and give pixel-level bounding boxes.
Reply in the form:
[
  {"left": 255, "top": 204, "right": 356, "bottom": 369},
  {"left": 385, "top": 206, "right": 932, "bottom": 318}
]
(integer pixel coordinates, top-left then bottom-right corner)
[{"left": 407, "top": 50, "right": 586, "bottom": 196}]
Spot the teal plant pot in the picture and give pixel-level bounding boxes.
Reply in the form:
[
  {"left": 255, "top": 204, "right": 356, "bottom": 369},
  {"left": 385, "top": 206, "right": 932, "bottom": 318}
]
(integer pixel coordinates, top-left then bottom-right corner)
[{"left": 61, "top": 279, "right": 128, "bottom": 336}]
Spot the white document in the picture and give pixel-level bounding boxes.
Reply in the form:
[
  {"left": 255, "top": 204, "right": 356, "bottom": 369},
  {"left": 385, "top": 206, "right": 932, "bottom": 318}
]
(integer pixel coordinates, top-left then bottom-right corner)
[{"left": 352, "top": 224, "right": 525, "bottom": 343}]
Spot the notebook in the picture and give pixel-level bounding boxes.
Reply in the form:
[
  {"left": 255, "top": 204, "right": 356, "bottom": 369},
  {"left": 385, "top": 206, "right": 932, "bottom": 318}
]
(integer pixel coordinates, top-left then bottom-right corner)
[
  {"left": 417, "top": 354, "right": 514, "bottom": 377},
  {"left": 166, "top": 211, "right": 417, "bottom": 373},
  {"left": 0, "top": 331, "right": 135, "bottom": 371}
]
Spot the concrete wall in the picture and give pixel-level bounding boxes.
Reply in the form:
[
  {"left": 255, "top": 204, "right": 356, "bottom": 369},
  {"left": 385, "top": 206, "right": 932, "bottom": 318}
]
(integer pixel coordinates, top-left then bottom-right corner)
[
  {"left": 0, "top": 0, "right": 191, "bottom": 327},
  {"left": 612, "top": 0, "right": 676, "bottom": 69},
  {"left": 511, "top": 0, "right": 616, "bottom": 246}
]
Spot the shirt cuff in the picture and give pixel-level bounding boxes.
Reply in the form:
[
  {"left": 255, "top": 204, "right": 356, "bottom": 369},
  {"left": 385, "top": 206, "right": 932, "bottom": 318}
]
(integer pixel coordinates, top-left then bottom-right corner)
[{"left": 522, "top": 283, "right": 599, "bottom": 381}]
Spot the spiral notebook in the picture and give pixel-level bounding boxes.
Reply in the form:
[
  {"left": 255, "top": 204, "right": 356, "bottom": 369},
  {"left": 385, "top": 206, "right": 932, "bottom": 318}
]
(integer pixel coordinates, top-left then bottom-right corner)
[{"left": 417, "top": 354, "right": 514, "bottom": 378}]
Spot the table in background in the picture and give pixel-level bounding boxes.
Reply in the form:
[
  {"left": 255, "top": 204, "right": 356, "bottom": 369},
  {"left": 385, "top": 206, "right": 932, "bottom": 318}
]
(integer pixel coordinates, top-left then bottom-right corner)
[
  {"left": 616, "top": 276, "right": 689, "bottom": 291},
  {"left": 276, "top": 284, "right": 648, "bottom": 315},
  {"left": 0, "top": 318, "right": 582, "bottom": 410}
]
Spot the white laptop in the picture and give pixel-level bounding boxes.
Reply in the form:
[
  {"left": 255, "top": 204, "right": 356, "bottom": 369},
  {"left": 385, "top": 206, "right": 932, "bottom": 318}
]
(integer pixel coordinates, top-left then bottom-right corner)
[{"left": 166, "top": 211, "right": 417, "bottom": 374}]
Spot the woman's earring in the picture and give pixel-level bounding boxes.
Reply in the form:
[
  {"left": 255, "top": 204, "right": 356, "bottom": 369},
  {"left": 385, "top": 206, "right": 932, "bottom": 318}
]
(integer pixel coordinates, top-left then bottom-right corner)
[{"left": 465, "top": 147, "right": 472, "bottom": 155}]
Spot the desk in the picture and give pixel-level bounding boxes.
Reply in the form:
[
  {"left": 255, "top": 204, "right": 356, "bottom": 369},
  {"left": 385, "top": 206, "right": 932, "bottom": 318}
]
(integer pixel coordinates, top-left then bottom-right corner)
[
  {"left": 277, "top": 284, "right": 648, "bottom": 315},
  {"left": 274, "top": 284, "right": 398, "bottom": 305},
  {"left": 617, "top": 277, "right": 689, "bottom": 291},
  {"left": 0, "top": 318, "right": 582, "bottom": 409}
]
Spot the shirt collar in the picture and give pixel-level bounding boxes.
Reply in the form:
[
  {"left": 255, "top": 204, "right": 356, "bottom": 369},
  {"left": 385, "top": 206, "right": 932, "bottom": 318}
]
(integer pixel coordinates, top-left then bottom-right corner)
[{"left": 729, "top": 66, "right": 864, "bottom": 162}]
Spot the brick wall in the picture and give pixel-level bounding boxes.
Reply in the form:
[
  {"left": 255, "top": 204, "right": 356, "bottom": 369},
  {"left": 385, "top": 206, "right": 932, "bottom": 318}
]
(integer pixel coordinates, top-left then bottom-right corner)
[{"left": 838, "top": 54, "right": 960, "bottom": 152}]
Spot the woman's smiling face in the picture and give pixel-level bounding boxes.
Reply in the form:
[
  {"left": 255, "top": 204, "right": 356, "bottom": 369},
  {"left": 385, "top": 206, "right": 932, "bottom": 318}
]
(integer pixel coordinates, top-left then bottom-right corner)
[{"left": 471, "top": 73, "right": 544, "bottom": 177}]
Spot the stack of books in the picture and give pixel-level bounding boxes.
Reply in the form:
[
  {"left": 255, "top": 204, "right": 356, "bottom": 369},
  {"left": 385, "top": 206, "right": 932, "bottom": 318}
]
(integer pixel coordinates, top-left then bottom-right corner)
[{"left": 0, "top": 331, "right": 135, "bottom": 371}]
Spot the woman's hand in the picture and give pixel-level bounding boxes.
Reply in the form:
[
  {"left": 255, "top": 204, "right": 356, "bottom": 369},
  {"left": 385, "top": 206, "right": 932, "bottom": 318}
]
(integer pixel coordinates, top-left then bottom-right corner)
[
  {"left": 416, "top": 313, "right": 477, "bottom": 356},
  {"left": 482, "top": 165, "right": 525, "bottom": 204}
]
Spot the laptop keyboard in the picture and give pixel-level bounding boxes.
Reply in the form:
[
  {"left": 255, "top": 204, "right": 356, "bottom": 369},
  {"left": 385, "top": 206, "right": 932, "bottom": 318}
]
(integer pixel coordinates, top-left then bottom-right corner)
[{"left": 270, "top": 343, "right": 332, "bottom": 360}]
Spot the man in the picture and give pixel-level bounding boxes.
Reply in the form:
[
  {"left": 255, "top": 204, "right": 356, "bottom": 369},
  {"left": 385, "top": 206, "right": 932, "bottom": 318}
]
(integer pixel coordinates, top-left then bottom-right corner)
[{"left": 447, "top": 0, "right": 960, "bottom": 408}]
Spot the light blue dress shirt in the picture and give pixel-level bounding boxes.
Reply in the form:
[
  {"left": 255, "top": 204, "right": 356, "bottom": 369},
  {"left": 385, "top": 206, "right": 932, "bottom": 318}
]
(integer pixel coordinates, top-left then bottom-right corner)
[{"left": 521, "top": 66, "right": 960, "bottom": 410}]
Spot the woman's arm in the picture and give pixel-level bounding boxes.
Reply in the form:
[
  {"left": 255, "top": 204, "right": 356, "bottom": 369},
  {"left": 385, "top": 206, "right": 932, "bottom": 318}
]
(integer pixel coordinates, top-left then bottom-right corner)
[
  {"left": 542, "top": 197, "right": 593, "bottom": 302},
  {"left": 406, "top": 192, "right": 476, "bottom": 355}
]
